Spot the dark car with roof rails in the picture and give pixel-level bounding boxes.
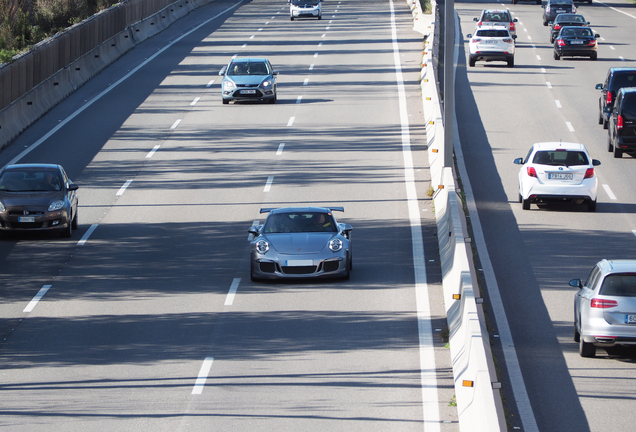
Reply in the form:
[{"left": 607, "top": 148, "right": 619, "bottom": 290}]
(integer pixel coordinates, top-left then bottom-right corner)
[
  {"left": 607, "top": 88, "right": 636, "bottom": 158},
  {"left": 596, "top": 68, "right": 636, "bottom": 129},
  {"left": 543, "top": 0, "right": 577, "bottom": 26},
  {"left": 549, "top": 13, "right": 588, "bottom": 43}
]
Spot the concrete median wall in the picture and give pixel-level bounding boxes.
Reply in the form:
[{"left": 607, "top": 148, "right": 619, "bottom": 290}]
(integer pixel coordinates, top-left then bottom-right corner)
[
  {"left": 412, "top": 1, "right": 507, "bottom": 430},
  {"left": 0, "top": 0, "right": 212, "bottom": 149}
]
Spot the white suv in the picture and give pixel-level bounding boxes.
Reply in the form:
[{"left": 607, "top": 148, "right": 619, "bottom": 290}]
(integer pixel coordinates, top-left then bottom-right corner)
[
  {"left": 289, "top": 0, "right": 322, "bottom": 21},
  {"left": 467, "top": 27, "right": 516, "bottom": 68}
]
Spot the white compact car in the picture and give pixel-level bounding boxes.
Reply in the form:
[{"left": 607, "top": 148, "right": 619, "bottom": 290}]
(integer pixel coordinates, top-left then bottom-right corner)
[
  {"left": 513, "top": 142, "right": 600, "bottom": 211},
  {"left": 289, "top": 0, "right": 321, "bottom": 20},
  {"left": 467, "top": 26, "right": 516, "bottom": 67}
]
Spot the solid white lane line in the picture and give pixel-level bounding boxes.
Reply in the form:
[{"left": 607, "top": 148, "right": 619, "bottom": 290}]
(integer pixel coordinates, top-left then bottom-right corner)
[
  {"left": 77, "top": 224, "right": 99, "bottom": 246},
  {"left": 170, "top": 119, "right": 182, "bottom": 129},
  {"left": 276, "top": 143, "right": 285, "bottom": 155},
  {"left": 566, "top": 122, "right": 575, "bottom": 132},
  {"left": 389, "top": 1, "right": 439, "bottom": 430},
  {"left": 191, "top": 357, "right": 214, "bottom": 395},
  {"left": 225, "top": 278, "right": 241, "bottom": 306},
  {"left": 2, "top": 1, "right": 244, "bottom": 168},
  {"left": 264, "top": 176, "right": 274, "bottom": 192},
  {"left": 146, "top": 145, "right": 161, "bottom": 158},
  {"left": 23, "top": 285, "right": 52, "bottom": 313},
  {"left": 287, "top": 117, "right": 295, "bottom": 127},
  {"left": 117, "top": 180, "right": 133, "bottom": 196},
  {"left": 603, "top": 184, "right": 617, "bottom": 200},
  {"left": 555, "top": 100, "right": 561, "bottom": 108},
  {"left": 296, "top": 96, "right": 302, "bottom": 104},
  {"left": 191, "top": 97, "right": 201, "bottom": 106}
]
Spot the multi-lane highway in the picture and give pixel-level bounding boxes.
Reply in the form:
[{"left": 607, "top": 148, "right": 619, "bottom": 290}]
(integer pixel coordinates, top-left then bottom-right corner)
[
  {"left": 456, "top": 0, "right": 636, "bottom": 430},
  {"left": 0, "top": 0, "right": 458, "bottom": 431}
]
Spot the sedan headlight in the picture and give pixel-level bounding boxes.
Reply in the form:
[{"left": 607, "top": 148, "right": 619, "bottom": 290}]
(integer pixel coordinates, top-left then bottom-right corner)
[
  {"left": 223, "top": 80, "right": 236, "bottom": 91},
  {"left": 329, "top": 238, "right": 343, "bottom": 252},
  {"left": 262, "top": 80, "right": 272, "bottom": 87},
  {"left": 0, "top": 202, "right": 4, "bottom": 212},
  {"left": 256, "top": 240, "right": 270, "bottom": 254},
  {"left": 48, "top": 200, "right": 65, "bottom": 212}
]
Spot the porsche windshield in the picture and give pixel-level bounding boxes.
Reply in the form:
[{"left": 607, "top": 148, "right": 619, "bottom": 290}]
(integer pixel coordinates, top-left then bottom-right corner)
[{"left": 264, "top": 212, "right": 337, "bottom": 233}]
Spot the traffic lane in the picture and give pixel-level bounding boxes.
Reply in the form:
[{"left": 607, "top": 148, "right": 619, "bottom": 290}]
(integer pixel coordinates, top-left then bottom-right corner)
[{"left": 455, "top": 25, "right": 591, "bottom": 432}]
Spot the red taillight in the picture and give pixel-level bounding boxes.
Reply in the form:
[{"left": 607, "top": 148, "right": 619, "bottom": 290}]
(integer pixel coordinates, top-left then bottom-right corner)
[
  {"left": 527, "top": 167, "right": 537, "bottom": 178},
  {"left": 584, "top": 168, "right": 594, "bottom": 179},
  {"left": 591, "top": 299, "right": 619, "bottom": 308},
  {"left": 510, "top": 22, "right": 516, "bottom": 31},
  {"left": 477, "top": 21, "right": 482, "bottom": 26},
  {"left": 618, "top": 114, "right": 624, "bottom": 130},
  {"left": 503, "top": 39, "right": 512, "bottom": 43},
  {"left": 546, "top": 5, "right": 550, "bottom": 12},
  {"left": 607, "top": 91, "right": 613, "bottom": 104},
  {"left": 557, "top": 39, "right": 566, "bottom": 46},
  {"left": 472, "top": 38, "right": 481, "bottom": 43},
  {"left": 554, "top": 24, "right": 561, "bottom": 30},
  {"left": 588, "top": 40, "right": 596, "bottom": 47}
]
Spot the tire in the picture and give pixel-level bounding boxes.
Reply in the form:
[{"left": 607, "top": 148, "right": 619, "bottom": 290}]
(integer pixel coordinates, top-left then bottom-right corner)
[
  {"left": 602, "top": 117, "right": 608, "bottom": 129},
  {"left": 222, "top": 98, "right": 229, "bottom": 105},
  {"left": 579, "top": 338, "right": 596, "bottom": 358},
  {"left": 318, "top": 15, "right": 321, "bottom": 19},
  {"left": 537, "top": 0, "right": 541, "bottom": 4},
  {"left": 290, "top": 16, "right": 294, "bottom": 21},
  {"left": 543, "top": 20, "right": 548, "bottom": 26},
  {"left": 507, "top": 58, "right": 514, "bottom": 68},
  {"left": 553, "top": 51, "right": 560, "bottom": 60},
  {"left": 469, "top": 58, "right": 476, "bottom": 67},
  {"left": 614, "top": 146, "right": 623, "bottom": 158},
  {"left": 550, "top": 36, "right": 554, "bottom": 44},
  {"left": 269, "top": 93, "right": 277, "bottom": 104},
  {"left": 590, "top": 53, "right": 597, "bottom": 61},
  {"left": 587, "top": 200, "right": 597, "bottom": 212},
  {"left": 518, "top": 193, "right": 523, "bottom": 203},
  {"left": 598, "top": 110, "right": 604, "bottom": 125},
  {"left": 71, "top": 209, "right": 78, "bottom": 229},
  {"left": 608, "top": 133, "right": 614, "bottom": 152},
  {"left": 522, "top": 198, "right": 531, "bottom": 210},
  {"left": 250, "top": 262, "right": 261, "bottom": 282},
  {"left": 574, "top": 326, "right": 580, "bottom": 343}
]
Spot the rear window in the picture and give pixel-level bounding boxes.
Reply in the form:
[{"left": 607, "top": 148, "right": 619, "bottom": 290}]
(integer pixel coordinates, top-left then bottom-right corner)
[
  {"left": 560, "top": 28, "right": 592, "bottom": 37},
  {"left": 622, "top": 95, "right": 636, "bottom": 119},
  {"left": 475, "top": 29, "right": 510, "bottom": 37},
  {"left": 600, "top": 274, "right": 636, "bottom": 297},
  {"left": 532, "top": 150, "right": 589, "bottom": 166},
  {"left": 483, "top": 13, "right": 510, "bottom": 22},
  {"left": 610, "top": 72, "right": 636, "bottom": 91}
]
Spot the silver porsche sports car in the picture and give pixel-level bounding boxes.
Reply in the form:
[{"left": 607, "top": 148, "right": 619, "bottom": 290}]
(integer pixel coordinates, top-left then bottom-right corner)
[{"left": 248, "top": 207, "right": 352, "bottom": 281}]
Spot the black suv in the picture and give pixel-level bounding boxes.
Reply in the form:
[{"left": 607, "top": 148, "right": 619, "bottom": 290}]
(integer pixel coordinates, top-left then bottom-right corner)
[
  {"left": 596, "top": 68, "right": 636, "bottom": 129},
  {"left": 607, "top": 88, "right": 636, "bottom": 158},
  {"left": 542, "top": 0, "right": 576, "bottom": 26}
]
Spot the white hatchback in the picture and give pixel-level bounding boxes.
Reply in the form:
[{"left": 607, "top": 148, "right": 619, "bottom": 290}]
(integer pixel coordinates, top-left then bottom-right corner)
[
  {"left": 513, "top": 142, "right": 601, "bottom": 211},
  {"left": 289, "top": 0, "right": 321, "bottom": 20},
  {"left": 467, "top": 26, "right": 516, "bottom": 68}
]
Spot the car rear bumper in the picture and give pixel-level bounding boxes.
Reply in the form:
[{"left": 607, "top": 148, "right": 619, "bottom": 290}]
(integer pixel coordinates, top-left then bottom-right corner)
[
  {"left": 555, "top": 47, "right": 597, "bottom": 57},
  {"left": 469, "top": 52, "right": 514, "bottom": 62},
  {"left": 522, "top": 182, "right": 597, "bottom": 202}
]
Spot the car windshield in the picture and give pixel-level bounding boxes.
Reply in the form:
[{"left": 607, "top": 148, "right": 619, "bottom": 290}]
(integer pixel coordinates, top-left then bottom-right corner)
[
  {"left": 532, "top": 150, "right": 589, "bottom": 166},
  {"left": 0, "top": 170, "right": 62, "bottom": 192},
  {"left": 263, "top": 212, "right": 337, "bottom": 233},
  {"left": 560, "top": 28, "right": 592, "bottom": 37},
  {"left": 600, "top": 274, "right": 636, "bottom": 297},
  {"left": 291, "top": 0, "right": 319, "bottom": 4},
  {"left": 227, "top": 61, "right": 270, "bottom": 76},
  {"left": 475, "top": 29, "right": 510, "bottom": 37}
]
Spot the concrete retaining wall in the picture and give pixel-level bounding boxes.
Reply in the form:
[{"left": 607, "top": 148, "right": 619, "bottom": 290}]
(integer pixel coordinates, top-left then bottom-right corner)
[{"left": 412, "top": 1, "right": 507, "bottom": 430}]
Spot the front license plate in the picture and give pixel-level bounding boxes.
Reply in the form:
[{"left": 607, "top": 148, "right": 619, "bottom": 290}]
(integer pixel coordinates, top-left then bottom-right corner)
[
  {"left": 570, "top": 40, "right": 584, "bottom": 45},
  {"left": 548, "top": 173, "right": 573, "bottom": 180},
  {"left": 18, "top": 216, "right": 35, "bottom": 222},
  {"left": 240, "top": 89, "right": 256, "bottom": 94},
  {"left": 286, "top": 260, "right": 313, "bottom": 267},
  {"left": 626, "top": 315, "right": 636, "bottom": 324}
]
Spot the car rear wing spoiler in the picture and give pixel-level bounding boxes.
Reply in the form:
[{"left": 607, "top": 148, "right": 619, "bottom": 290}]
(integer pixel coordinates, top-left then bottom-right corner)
[{"left": 259, "top": 206, "right": 344, "bottom": 214}]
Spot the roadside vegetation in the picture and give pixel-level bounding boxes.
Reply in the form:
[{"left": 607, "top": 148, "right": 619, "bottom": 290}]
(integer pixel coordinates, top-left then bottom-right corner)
[{"left": 0, "top": 0, "right": 114, "bottom": 64}]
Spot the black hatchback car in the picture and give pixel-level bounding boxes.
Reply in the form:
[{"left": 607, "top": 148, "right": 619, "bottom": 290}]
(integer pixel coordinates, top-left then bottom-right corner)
[
  {"left": 542, "top": 0, "right": 576, "bottom": 26},
  {"left": 549, "top": 13, "right": 588, "bottom": 43},
  {"left": 596, "top": 68, "right": 636, "bottom": 129},
  {"left": 0, "top": 164, "right": 79, "bottom": 237},
  {"left": 553, "top": 26, "right": 599, "bottom": 61},
  {"left": 607, "top": 88, "right": 636, "bottom": 158}
]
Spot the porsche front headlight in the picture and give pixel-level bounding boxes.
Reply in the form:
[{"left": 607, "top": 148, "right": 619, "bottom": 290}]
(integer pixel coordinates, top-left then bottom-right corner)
[
  {"left": 256, "top": 240, "right": 270, "bottom": 254},
  {"left": 48, "top": 200, "right": 65, "bottom": 212},
  {"left": 329, "top": 238, "right": 343, "bottom": 252}
]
